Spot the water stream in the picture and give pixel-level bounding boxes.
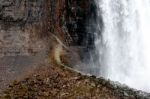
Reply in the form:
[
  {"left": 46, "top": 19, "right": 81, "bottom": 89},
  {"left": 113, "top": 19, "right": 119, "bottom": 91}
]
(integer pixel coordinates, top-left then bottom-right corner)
[{"left": 95, "top": 0, "right": 150, "bottom": 92}]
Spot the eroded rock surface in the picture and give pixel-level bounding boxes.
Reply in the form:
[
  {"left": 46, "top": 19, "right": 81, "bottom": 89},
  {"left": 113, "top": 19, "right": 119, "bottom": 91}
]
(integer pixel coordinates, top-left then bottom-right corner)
[
  {"left": 0, "top": 0, "right": 47, "bottom": 91},
  {"left": 0, "top": 0, "right": 46, "bottom": 56},
  {"left": 0, "top": 0, "right": 97, "bottom": 92}
]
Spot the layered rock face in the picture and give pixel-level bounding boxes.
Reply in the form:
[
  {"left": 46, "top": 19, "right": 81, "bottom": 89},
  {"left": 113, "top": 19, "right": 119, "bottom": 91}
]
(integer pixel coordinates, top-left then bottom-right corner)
[
  {"left": 0, "top": 0, "right": 46, "bottom": 56},
  {"left": 0, "top": 0, "right": 49, "bottom": 91},
  {"left": 0, "top": 0, "right": 96, "bottom": 91}
]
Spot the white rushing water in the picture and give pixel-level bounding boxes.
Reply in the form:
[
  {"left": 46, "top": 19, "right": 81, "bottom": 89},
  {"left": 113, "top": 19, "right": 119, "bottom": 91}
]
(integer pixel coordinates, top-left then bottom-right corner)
[{"left": 95, "top": 0, "right": 150, "bottom": 92}]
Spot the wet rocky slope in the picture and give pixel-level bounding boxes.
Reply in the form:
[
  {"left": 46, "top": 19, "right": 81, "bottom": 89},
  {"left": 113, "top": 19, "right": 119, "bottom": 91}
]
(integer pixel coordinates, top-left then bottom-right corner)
[{"left": 1, "top": 61, "right": 150, "bottom": 99}]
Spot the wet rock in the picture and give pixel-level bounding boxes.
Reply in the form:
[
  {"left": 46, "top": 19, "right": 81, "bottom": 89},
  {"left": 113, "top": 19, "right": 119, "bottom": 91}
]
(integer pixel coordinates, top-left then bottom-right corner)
[{"left": 123, "top": 92, "right": 129, "bottom": 97}]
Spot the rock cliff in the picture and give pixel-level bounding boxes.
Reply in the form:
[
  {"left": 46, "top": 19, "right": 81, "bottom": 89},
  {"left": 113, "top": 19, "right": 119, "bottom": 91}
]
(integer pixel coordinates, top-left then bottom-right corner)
[{"left": 0, "top": 0, "right": 96, "bottom": 92}]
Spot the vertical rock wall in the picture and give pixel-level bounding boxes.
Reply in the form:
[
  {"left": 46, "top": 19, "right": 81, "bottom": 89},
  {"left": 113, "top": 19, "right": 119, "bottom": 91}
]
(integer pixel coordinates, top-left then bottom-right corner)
[
  {"left": 0, "top": 0, "right": 97, "bottom": 91},
  {"left": 64, "top": 0, "right": 96, "bottom": 47},
  {"left": 0, "top": 0, "right": 48, "bottom": 91},
  {"left": 62, "top": 0, "right": 97, "bottom": 66},
  {"left": 0, "top": 0, "right": 47, "bottom": 57}
]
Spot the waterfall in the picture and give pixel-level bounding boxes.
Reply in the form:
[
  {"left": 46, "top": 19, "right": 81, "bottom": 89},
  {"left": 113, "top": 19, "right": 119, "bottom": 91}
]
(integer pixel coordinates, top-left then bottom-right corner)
[{"left": 95, "top": 0, "right": 150, "bottom": 92}]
